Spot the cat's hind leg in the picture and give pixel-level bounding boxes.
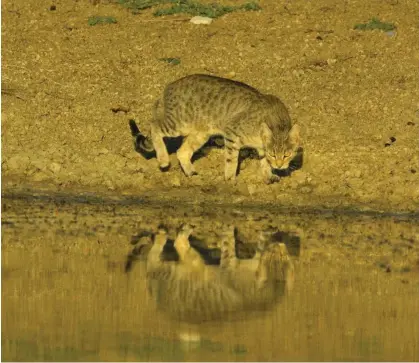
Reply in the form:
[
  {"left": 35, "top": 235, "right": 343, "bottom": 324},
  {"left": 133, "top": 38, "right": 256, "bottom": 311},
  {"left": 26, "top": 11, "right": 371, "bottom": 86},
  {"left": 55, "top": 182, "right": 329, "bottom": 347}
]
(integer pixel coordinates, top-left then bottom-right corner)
[
  {"left": 219, "top": 225, "right": 238, "bottom": 269},
  {"left": 176, "top": 133, "right": 209, "bottom": 177},
  {"left": 223, "top": 136, "right": 240, "bottom": 181}
]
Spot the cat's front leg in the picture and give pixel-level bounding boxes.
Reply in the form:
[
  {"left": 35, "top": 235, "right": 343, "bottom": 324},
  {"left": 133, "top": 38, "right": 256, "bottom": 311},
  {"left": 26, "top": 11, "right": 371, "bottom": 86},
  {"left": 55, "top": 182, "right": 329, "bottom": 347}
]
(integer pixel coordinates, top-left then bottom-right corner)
[
  {"left": 260, "top": 157, "right": 280, "bottom": 184},
  {"left": 147, "top": 226, "right": 168, "bottom": 265},
  {"left": 176, "top": 134, "right": 208, "bottom": 177},
  {"left": 174, "top": 223, "right": 194, "bottom": 261},
  {"left": 151, "top": 127, "right": 170, "bottom": 171}
]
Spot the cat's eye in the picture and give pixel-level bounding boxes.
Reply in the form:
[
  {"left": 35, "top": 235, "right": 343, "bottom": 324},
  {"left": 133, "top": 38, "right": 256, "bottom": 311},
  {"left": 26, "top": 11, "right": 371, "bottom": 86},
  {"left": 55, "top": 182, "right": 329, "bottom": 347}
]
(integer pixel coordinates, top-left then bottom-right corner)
[{"left": 283, "top": 152, "right": 292, "bottom": 158}]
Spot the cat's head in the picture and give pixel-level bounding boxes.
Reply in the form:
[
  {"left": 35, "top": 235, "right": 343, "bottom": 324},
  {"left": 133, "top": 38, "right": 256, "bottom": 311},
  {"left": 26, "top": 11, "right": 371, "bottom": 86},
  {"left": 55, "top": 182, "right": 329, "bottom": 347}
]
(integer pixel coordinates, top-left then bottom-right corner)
[
  {"left": 262, "top": 123, "right": 300, "bottom": 170},
  {"left": 257, "top": 243, "right": 295, "bottom": 292}
]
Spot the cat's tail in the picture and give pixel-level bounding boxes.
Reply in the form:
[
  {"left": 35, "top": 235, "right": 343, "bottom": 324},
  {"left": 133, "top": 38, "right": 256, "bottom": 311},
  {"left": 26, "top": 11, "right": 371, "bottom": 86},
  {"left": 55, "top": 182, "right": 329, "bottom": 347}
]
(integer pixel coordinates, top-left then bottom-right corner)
[{"left": 129, "top": 119, "right": 155, "bottom": 153}]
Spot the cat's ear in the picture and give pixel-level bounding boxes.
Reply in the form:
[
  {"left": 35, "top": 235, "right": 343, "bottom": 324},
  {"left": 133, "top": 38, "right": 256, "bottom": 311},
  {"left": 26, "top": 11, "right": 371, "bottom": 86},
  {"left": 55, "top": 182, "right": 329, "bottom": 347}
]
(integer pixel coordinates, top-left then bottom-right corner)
[
  {"left": 288, "top": 124, "right": 300, "bottom": 148},
  {"left": 260, "top": 123, "right": 273, "bottom": 145}
]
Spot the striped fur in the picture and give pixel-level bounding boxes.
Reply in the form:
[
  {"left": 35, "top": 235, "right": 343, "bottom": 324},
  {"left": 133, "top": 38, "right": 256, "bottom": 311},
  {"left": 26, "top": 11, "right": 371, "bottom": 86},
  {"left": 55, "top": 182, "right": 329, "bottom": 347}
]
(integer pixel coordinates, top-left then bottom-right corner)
[
  {"left": 140, "top": 74, "right": 301, "bottom": 184},
  {"left": 145, "top": 224, "right": 294, "bottom": 324}
]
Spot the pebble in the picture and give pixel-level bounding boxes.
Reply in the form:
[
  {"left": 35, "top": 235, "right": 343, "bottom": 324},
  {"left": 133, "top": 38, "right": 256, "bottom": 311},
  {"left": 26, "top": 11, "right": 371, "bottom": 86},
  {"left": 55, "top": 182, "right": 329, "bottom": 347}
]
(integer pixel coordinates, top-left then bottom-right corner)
[
  {"left": 96, "top": 148, "right": 109, "bottom": 156},
  {"left": 7, "top": 155, "right": 30, "bottom": 171},
  {"left": 104, "top": 179, "right": 115, "bottom": 190},
  {"left": 300, "top": 186, "right": 313, "bottom": 194},
  {"left": 170, "top": 175, "right": 181, "bottom": 187},
  {"left": 32, "top": 171, "right": 49, "bottom": 182},
  {"left": 190, "top": 16, "right": 213, "bottom": 25},
  {"left": 293, "top": 170, "right": 309, "bottom": 184},
  {"left": 48, "top": 162, "right": 61, "bottom": 174},
  {"left": 31, "top": 159, "right": 47, "bottom": 171},
  {"left": 247, "top": 184, "right": 257, "bottom": 195},
  {"left": 345, "top": 170, "right": 362, "bottom": 178}
]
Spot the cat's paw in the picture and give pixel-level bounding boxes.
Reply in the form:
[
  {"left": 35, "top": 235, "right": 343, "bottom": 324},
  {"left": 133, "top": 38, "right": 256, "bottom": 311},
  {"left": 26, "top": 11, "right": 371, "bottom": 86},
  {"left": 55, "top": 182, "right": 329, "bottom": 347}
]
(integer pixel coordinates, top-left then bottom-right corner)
[
  {"left": 178, "top": 223, "right": 194, "bottom": 236},
  {"left": 159, "top": 163, "right": 171, "bottom": 172},
  {"left": 265, "top": 175, "right": 280, "bottom": 185},
  {"left": 180, "top": 164, "right": 198, "bottom": 177},
  {"left": 184, "top": 169, "right": 198, "bottom": 177},
  {"left": 157, "top": 224, "right": 169, "bottom": 234}
]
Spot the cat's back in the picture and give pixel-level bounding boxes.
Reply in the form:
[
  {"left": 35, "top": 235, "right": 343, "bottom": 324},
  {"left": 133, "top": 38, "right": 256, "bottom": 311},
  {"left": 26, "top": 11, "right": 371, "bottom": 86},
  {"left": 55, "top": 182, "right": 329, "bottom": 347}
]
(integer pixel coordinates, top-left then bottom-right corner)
[
  {"left": 159, "top": 74, "right": 263, "bottom": 126},
  {"left": 166, "top": 74, "right": 260, "bottom": 95},
  {"left": 163, "top": 74, "right": 262, "bottom": 108}
]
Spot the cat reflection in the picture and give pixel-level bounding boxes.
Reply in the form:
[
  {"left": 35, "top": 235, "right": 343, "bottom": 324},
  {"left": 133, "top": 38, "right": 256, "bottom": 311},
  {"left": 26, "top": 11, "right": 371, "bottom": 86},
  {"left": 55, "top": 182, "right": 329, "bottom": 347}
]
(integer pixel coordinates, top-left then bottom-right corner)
[{"left": 126, "top": 224, "right": 295, "bottom": 327}]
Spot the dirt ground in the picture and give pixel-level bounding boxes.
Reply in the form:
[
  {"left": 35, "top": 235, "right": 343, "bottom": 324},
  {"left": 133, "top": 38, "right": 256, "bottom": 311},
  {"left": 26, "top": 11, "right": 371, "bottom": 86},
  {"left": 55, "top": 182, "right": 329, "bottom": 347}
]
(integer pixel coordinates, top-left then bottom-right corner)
[{"left": 2, "top": 0, "right": 419, "bottom": 212}]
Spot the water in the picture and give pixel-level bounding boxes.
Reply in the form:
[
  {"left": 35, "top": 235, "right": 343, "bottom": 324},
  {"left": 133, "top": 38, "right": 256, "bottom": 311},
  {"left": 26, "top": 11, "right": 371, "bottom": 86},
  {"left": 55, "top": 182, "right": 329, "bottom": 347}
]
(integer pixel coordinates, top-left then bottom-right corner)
[{"left": 2, "top": 196, "right": 419, "bottom": 361}]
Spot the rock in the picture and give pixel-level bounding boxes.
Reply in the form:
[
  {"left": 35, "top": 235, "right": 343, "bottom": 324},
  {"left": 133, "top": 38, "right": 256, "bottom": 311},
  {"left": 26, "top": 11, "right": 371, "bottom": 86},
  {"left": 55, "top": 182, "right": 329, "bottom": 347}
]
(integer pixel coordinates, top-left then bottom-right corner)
[
  {"left": 190, "top": 16, "right": 213, "bottom": 25},
  {"left": 345, "top": 170, "right": 362, "bottom": 178},
  {"left": 247, "top": 183, "right": 257, "bottom": 196},
  {"left": 31, "top": 159, "right": 47, "bottom": 171},
  {"left": 6, "top": 155, "right": 30, "bottom": 171},
  {"left": 353, "top": 170, "right": 362, "bottom": 178},
  {"left": 32, "top": 171, "right": 49, "bottom": 182},
  {"left": 96, "top": 148, "right": 109, "bottom": 156},
  {"left": 170, "top": 175, "right": 181, "bottom": 187},
  {"left": 48, "top": 162, "right": 61, "bottom": 174},
  {"left": 300, "top": 185, "right": 313, "bottom": 194},
  {"left": 104, "top": 179, "right": 115, "bottom": 190},
  {"left": 293, "top": 170, "right": 309, "bottom": 184}
]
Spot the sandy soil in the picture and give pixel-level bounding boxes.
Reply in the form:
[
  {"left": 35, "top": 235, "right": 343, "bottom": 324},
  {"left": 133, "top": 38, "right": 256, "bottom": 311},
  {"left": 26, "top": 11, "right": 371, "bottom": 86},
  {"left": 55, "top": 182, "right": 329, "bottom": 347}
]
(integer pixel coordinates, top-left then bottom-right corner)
[{"left": 2, "top": 0, "right": 419, "bottom": 212}]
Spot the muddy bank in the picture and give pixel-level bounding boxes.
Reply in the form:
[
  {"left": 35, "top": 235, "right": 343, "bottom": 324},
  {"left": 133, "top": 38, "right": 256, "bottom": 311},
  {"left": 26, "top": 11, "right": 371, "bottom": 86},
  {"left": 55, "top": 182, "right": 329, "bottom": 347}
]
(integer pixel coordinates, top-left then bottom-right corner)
[{"left": 2, "top": 0, "right": 419, "bottom": 212}]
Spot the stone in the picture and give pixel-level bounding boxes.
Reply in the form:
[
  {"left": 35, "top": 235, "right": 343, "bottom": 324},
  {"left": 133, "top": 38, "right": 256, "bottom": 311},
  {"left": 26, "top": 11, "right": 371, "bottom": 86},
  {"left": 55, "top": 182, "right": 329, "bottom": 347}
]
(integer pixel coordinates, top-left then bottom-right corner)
[
  {"left": 7, "top": 155, "right": 30, "bottom": 171},
  {"left": 293, "top": 170, "right": 309, "bottom": 184},
  {"left": 190, "top": 16, "right": 213, "bottom": 25},
  {"left": 104, "top": 179, "right": 115, "bottom": 190},
  {"left": 32, "top": 171, "right": 49, "bottom": 182},
  {"left": 170, "top": 175, "right": 181, "bottom": 187},
  {"left": 48, "top": 162, "right": 61, "bottom": 174},
  {"left": 300, "top": 185, "right": 313, "bottom": 194},
  {"left": 96, "top": 148, "right": 109, "bottom": 156}
]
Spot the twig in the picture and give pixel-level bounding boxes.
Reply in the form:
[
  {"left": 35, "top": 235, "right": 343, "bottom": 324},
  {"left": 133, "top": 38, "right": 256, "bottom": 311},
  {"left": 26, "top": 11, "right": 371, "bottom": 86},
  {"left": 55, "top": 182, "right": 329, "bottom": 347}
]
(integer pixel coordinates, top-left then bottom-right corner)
[
  {"left": 305, "top": 29, "right": 334, "bottom": 34},
  {"left": 1, "top": 89, "right": 26, "bottom": 101}
]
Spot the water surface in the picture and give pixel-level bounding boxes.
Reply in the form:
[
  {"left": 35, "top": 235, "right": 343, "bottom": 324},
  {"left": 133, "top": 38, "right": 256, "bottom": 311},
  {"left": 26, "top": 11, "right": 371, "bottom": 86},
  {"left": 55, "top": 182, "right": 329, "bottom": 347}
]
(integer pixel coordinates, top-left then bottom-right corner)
[{"left": 2, "top": 197, "right": 418, "bottom": 361}]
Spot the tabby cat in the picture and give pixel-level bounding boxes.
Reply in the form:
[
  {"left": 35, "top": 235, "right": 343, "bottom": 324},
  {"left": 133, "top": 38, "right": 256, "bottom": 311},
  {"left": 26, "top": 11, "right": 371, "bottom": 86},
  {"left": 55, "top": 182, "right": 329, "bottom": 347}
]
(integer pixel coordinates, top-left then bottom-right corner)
[
  {"left": 143, "top": 224, "right": 295, "bottom": 324},
  {"left": 133, "top": 74, "right": 300, "bottom": 184}
]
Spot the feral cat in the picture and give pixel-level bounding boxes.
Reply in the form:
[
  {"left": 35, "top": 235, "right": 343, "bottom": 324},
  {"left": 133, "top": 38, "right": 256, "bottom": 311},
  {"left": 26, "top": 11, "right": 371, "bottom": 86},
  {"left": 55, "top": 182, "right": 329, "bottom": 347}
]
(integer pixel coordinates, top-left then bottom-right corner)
[
  {"left": 144, "top": 224, "right": 295, "bottom": 324},
  {"left": 134, "top": 74, "right": 300, "bottom": 184}
]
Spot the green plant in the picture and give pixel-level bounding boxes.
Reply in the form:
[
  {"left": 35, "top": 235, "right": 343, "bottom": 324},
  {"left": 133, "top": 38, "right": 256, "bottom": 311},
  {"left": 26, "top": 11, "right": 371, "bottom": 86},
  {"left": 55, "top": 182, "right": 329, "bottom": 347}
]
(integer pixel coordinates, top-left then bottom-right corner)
[
  {"left": 354, "top": 17, "right": 396, "bottom": 32},
  {"left": 159, "top": 57, "right": 181, "bottom": 65},
  {"left": 118, "top": 0, "right": 261, "bottom": 18},
  {"left": 88, "top": 16, "right": 117, "bottom": 26}
]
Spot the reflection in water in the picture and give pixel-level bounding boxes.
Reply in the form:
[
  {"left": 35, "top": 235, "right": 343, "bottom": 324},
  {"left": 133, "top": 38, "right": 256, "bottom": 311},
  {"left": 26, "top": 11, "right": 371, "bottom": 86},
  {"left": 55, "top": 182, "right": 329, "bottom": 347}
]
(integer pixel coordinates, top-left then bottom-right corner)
[
  {"left": 2, "top": 198, "right": 419, "bottom": 361},
  {"left": 126, "top": 224, "right": 297, "bottom": 342}
]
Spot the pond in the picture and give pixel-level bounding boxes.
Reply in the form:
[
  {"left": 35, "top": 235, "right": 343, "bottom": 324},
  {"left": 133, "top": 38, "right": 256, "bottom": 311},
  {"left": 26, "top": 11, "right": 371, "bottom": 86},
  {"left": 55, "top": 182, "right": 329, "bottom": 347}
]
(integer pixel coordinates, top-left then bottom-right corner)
[{"left": 2, "top": 196, "right": 419, "bottom": 361}]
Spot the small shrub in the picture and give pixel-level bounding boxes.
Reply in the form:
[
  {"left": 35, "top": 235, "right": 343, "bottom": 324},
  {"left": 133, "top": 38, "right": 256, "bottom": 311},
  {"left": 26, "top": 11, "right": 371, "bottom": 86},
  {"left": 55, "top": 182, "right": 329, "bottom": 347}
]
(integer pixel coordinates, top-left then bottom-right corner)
[
  {"left": 119, "top": 0, "right": 261, "bottom": 18},
  {"left": 354, "top": 18, "right": 396, "bottom": 32},
  {"left": 159, "top": 57, "right": 181, "bottom": 65},
  {"left": 88, "top": 16, "right": 117, "bottom": 26}
]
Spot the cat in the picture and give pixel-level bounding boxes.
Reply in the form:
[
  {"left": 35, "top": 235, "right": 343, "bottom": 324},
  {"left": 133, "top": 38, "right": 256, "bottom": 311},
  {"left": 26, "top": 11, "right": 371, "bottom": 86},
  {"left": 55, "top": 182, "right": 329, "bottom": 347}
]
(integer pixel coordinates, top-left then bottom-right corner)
[
  {"left": 135, "top": 224, "right": 295, "bottom": 324},
  {"left": 132, "top": 74, "right": 301, "bottom": 184}
]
